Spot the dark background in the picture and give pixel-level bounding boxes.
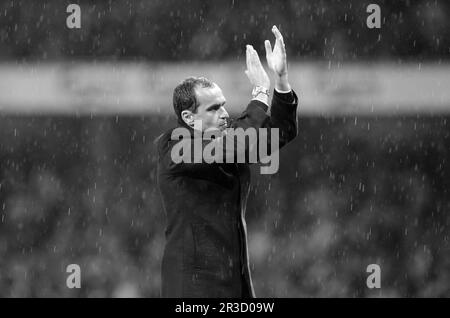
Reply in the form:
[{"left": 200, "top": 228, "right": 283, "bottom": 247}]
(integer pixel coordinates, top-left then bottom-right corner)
[
  {"left": 0, "top": 0, "right": 449, "bottom": 297},
  {"left": 1, "top": 0, "right": 449, "bottom": 61}
]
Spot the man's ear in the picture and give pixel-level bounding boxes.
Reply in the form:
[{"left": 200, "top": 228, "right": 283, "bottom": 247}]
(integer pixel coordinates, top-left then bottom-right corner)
[{"left": 181, "top": 110, "right": 194, "bottom": 127}]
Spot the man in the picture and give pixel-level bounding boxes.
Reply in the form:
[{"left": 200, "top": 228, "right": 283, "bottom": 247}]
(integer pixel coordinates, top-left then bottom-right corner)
[{"left": 156, "top": 26, "right": 298, "bottom": 298}]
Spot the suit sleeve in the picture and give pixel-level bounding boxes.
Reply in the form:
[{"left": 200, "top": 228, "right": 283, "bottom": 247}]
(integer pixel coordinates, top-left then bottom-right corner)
[{"left": 262, "top": 89, "right": 299, "bottom": 152}]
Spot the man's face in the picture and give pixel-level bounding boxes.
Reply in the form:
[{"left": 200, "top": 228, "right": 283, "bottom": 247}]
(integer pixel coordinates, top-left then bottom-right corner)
[{"left": 190, "top": 84, "right": 229, "bottom": 132}]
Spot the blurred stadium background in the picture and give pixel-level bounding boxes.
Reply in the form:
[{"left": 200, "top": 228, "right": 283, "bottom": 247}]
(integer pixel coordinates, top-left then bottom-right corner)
[{"left": 0, "top": 0, "right": 449, "bottom": 297}]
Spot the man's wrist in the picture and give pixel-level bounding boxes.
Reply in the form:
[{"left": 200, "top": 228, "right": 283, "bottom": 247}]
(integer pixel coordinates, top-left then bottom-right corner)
[{"left": 275, "top": 73, "right": 291, "bottom": 92}]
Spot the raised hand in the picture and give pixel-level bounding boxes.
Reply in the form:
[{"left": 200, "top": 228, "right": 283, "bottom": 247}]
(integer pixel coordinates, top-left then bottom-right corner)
[
  {"left": 264, "top": 25, "right": 288, "bottom": 77},
  {"left": 245, "top": 45, "right": 271, "bottom": 89}
]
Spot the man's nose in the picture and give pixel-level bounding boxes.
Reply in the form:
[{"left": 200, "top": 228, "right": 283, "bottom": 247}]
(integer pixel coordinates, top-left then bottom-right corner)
[{"left": 219, "top": 107, "right": 229, "bottom": 118}]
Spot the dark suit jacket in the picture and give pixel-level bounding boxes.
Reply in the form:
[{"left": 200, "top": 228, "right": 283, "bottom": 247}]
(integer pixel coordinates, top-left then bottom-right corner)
[{"left": 156, "top": 90, "right": 298, "bottom": 298}]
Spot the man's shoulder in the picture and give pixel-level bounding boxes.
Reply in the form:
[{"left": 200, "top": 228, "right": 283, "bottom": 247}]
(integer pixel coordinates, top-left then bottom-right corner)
[
  {"left": 154, "top": 126, "right": 194, "bottom": 157},
  {"left": 154, "top": 127, "right": 175, "bottom": 155}
]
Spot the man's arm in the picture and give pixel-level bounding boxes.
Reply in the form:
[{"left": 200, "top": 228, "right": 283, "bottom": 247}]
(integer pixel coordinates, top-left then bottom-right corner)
[
  {"left": 218, "top": 26, "right": 299, "bottom": 161},
  {"left": 161, "top": 26, "right": 298, "bottom": 173},
  {"left": 257, "top": 25, "right": 298, "bottom": 153}
]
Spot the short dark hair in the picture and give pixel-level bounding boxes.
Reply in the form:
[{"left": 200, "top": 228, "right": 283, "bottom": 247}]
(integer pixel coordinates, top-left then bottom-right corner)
[{"left": 173, "top": 77, "right": 214, "bottom": 123}]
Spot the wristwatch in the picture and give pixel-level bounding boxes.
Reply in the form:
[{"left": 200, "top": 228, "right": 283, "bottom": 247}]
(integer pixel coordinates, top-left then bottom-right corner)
[{"left": 252, "top": 86, "right": 270, "bottom": 98}]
